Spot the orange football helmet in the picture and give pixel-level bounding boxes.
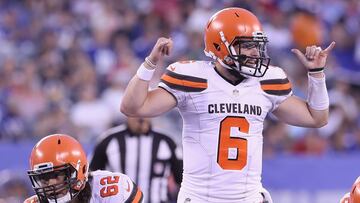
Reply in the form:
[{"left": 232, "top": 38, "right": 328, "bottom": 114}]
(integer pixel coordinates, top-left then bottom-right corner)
[
  {"left": 27, "top": 134, "right": 88, "bottom": 203},
  {"left": 204, "top": 7, "right": 270, "bottom": 77}
]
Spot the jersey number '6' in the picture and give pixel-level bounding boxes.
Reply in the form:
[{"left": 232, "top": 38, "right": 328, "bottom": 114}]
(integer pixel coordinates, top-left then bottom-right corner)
[{"left": 217, "top": 116, "right": 249, "bottom": 170}]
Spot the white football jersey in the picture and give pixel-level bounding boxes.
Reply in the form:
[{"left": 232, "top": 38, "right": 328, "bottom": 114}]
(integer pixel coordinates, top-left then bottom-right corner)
[
  {"left": 90, "top": 170, "right": 143, "bottom": 203},
  {"left": 158, "top": 61, "right": 292, "bottom": 202}
]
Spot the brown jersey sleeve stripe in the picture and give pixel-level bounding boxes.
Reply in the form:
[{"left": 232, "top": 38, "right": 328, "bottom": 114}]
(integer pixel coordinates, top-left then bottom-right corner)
[
  {"left": 260, "top": 78, "right": 289, "bottom": 85},
  {"left": 263, "top": 89, "right": 292, "bottom": 96},
  {"left": 160, "top": 78, "right": 207, "bottom": 92},
  {"left": 164, "top": 70, "right": 207, "bottom": 83},
  {"left": 260, "top": 78, "right": 292, "bottom": 95},
  {"left": 160, "top": 72, "right": 208, "bottom": 92},
  {"left": 161, "top": 74, "right": 207, "bottom": 88},
  {"left": 131, "top": 188, "right": 143, "bottom": 203},
  {"left": 261, "top": 82, "right": 291, "bottom": 91},
  {"left": 125, "top": 183, "right": 143, "bottom": 203},
  {"left": 261, "top": 83, "right": 292, "bottom": 95}
]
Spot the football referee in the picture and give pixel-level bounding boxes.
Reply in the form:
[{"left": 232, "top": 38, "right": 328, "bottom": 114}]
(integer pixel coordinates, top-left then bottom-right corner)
[{"left": 90, "top": 117, "right": 182, "bottom": 203}]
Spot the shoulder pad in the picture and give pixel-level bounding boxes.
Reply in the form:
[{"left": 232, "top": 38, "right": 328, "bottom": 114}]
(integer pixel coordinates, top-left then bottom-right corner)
[
  {"left": 260, "top": 66, "right": 292, "bottom": 96},
  {"left": 165, "top": 60, "right": 208, "bottom": 76},
  {"left": 262, "top": 65, "right": 288, "bottom": 80},
  {"left": 160, "top": 61, "right": 209, "bottom": 92}
]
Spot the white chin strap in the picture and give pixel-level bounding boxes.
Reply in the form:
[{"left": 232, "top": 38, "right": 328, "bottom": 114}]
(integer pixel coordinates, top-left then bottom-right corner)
[
  {"left": 47, "top": 192, "right": 72, "bottom": 203},
  {"left": 219, "top": 31, "right": 241, "bottom": 71},
  {"left": 217, "top": 58, "right": 234, "bottom": 71},
  {"left": 205, "top": 31, "right": 250, "bottom": 77}
]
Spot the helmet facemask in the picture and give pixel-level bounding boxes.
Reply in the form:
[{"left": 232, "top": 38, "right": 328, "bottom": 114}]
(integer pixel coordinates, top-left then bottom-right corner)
[
  {"left": 28, "top": 163, "right": 82, "bottom": 203},
  {"left": 225, "top": 31, "right": 270, "bottom": 77}
]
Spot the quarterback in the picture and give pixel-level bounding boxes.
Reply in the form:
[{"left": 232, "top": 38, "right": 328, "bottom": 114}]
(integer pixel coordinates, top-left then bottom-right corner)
[
  {"left": 121, "top": 7, "right": 335, "bottom": 203},
  {"left": 24, "top": 134, "right": 143, "bottom": 203}
]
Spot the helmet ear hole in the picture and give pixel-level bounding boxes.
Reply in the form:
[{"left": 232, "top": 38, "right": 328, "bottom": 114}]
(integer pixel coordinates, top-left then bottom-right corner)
[
  {"left": 82, "top": 165, "right": 87, "bottom": 174},
  {"left": 213, "top": 43, "right": 220, "bottom": 51}
]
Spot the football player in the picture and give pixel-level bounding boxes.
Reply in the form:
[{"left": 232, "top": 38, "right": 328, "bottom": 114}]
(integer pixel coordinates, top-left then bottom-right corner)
[
  {"left": 340, "top": 176, "right": 360, "bottom": 203},
  {"left": 121, "top": 7, "right": 335, "bottom": 203},
  {"left": 23, "top": 134, "right": 143, "bottom": 203}
]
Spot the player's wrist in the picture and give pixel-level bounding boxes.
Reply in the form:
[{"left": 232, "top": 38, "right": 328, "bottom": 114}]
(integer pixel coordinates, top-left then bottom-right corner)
[
  {"left": 308, "top": 67, "right": 325, "bottom": 78},
  {"left": 144, "top": 56, "right": 157, "bottom": 70},
  {"left": 307, "top": 73, "right": 329, "bottom": 110},
  {"left": 136, "top": 63, "right": 155, "bottom": 81},
  {"left": 308, "top": 72, "right": 325, "bottom": 78}
]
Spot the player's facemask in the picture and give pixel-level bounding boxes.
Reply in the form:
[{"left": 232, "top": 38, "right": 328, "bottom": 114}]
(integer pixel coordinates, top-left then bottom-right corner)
[
  {"left": 28, "top": 164, "right": 81, "bottom": 203},
  {"left": 223, "top": 33, "right": 270, "bottom": 78}
]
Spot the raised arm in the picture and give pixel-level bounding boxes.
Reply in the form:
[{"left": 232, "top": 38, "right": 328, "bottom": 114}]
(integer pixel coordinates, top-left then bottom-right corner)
[
  {"left": 273, "top": 42, "right": 335, "bottom": 128},
  {"left": 120, "top": 38, "right": 177, "bottom": 117}
]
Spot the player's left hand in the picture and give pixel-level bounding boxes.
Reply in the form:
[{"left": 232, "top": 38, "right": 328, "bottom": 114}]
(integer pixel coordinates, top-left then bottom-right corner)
[{"left": 291, "top": 41, "right": 336, "bottom": 71}]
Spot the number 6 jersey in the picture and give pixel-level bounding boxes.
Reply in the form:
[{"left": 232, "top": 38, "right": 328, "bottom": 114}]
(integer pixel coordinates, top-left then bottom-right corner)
[{"left": 158, "top": 61, "right": 292, "bottom": 202}]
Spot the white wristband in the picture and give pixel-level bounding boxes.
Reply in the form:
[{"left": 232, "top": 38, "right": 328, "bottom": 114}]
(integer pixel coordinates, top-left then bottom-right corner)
[
  {"left": 307, "top": 74, "right": 329, "bottom": 110},
  {"left": 136, "top": 63, "right": 155, "bottom": 81}
]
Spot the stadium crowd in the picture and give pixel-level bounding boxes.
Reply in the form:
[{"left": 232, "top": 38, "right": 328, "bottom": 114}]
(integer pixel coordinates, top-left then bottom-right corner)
[{"left": 0, "top": 0, "right": 359, "bottom": 157}]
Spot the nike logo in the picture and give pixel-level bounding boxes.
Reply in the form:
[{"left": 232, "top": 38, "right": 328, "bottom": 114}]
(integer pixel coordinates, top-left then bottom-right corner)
[
  {"left": 125, "top": 181, "right": 130, "bottom": 192},
  {"left": 170, "top": 66, "right": 176, "bottom": 71}
]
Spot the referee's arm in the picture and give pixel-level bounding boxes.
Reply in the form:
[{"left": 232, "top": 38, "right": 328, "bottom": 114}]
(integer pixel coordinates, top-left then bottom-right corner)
[
  {"left": 89, "top": 139, "right": 109, "bottom": 171},
  {"left": 170, "top": 142, "right": 183, "bottom": 185}
]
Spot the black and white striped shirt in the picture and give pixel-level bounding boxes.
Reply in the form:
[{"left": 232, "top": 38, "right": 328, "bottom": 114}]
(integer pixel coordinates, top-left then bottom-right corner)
[{"left": 89, "top": 125, "right": 182, "bottom": 203}]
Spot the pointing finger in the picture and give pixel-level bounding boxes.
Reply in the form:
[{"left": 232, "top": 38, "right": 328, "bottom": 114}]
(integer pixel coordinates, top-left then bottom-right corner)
[{"left": 322, "top": 41, "right": 336, "bottom": 54}]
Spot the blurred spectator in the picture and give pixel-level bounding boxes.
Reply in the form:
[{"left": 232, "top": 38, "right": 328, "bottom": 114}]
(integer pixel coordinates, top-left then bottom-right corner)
[
  {"left": 70, "top": 84, "right": 113, "bottom": 142},
  {"left": 100, "top": 71, "right": 129, "bottom": 125},
  {"left": 0, "top": 101, "right": 28, "bottom": 141},
  {"left": 33, "top": 103, "right": 77, "bottom": 139},
  {"left": 263, "top": 119, "right": 293, "bottom": 157},
  {"left": 292, "top": 129, "right": 328, "bottom": 155},
  {"left": 0, "top": 0, "right": 358, "bottom": 156},
  {"left": 8, "top": 59, "right": 46, "bottom": 125},
  {"left": 0, "top": 170, "right": 32, "bottom": 203},
  {"left": 319, "top": 80, "right": 359, "bottom": 151}
]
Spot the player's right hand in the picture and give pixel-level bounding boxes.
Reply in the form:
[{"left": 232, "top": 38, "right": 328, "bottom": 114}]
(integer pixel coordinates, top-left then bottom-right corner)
[
  {"left": 147, "top": 37, "right": 173, "bottom": 66},
  {"left": 24, "top": 195, "right": 39, "bottom": 203}
]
